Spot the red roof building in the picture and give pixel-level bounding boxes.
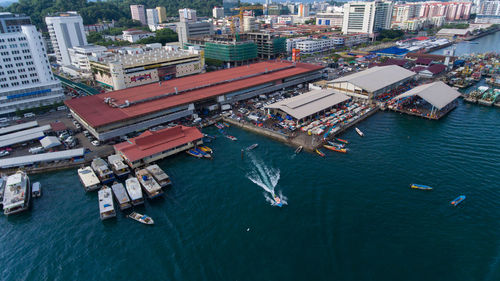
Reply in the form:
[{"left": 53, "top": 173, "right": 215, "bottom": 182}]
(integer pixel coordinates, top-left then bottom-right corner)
[
  {"left": 114, "top": 125, "right": 203, "bottom": 168},
  {"left": 50, "top": 121, "right": 67, "bottom": 133}
]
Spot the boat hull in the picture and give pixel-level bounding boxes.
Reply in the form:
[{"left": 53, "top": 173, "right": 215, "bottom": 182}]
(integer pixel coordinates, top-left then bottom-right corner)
[{"left": 410, "top": 184, "right": 433, "bottom": 190}]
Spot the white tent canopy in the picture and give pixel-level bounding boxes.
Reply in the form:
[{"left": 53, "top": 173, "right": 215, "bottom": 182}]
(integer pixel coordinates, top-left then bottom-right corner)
[
  {"left": 392, "top": 81, "right": 461, "bottom": 110},
  {"left": 40, "top": 136, "right": 61, "bottom": 149}
]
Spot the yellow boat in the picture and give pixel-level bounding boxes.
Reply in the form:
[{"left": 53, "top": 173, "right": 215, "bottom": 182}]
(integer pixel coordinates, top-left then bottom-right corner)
[{"left": 199, "top": 146, "right": 213, "bottom": 154}]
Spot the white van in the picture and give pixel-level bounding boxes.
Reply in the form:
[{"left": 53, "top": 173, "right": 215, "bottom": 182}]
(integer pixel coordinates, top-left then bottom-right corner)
[{"left": 24, "top": 113, "right": 35, "bottom": 118}]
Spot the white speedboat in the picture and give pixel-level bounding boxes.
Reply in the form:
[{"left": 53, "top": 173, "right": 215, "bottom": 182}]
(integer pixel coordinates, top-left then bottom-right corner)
[
  {"left": 355, "top": 127, "right": 364, "bottom": 137},
  {"left": 146, "top": 164, "right": 171, "bottom": 188},
  {"left": 98, "top": 186, "right": 116, "bottom": 220},
  {"left": 136, "top": 169, "right": 163, "bottom": 199},
  {"left": 125, "top": 177, "right": 144, "bottom": 206},
  {"left": 3, "top": 170, "right": 31, "bottom": 215},
  {"left": 77, "top": 166, "right": 100, "bottom": 192},
  {"left": 128, "top": 212, "right": 154, "bottom": 225},
  {"left": 111, "top": 182, "right": 132, "bottom": 211}
]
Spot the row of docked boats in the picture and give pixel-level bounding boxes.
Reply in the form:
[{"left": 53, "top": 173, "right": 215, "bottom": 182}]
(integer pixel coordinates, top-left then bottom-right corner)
[
  {"left": 186, "top": 146, "right": 213, "bottom": 159},
  {"left": 216, "top": 123, "right": 238, "bottom": 141},
  {"left": 316, "top": 138, "right": 350, "bottom": 157},
  {"left": 410, "top": 183, "right": 466, "bottom": 206}
]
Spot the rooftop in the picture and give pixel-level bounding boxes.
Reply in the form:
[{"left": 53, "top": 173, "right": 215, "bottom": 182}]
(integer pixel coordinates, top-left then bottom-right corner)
[
  {"left": 114, "top": 125, "right": 203, "bottom": 162},
  {"left": 393, "top": 81, "right": 460, "bottom": 110},
  {"left": 66, "top": 61, "right": 324, "bottom": 128},
  {"left": 0, "top": 148, "right": 84, "bottom": 169},
  {"left": 331, "top": 65, "right": 416, "bottom": 93}
]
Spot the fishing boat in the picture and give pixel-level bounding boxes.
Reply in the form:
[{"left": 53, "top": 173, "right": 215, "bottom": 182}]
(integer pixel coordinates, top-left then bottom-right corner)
[
  {"left": 135, "top": 169, "right": 163, "bottom": 199},
  {"left": 111, "top": 182, "right": 132, "bottom": 211},
  {"left": 223, "top": 122, "right": 230, "bottom": 127},
  {"left": 3, "top": 170, "right": 30, "bottom": 215},
  {"left": 410, "top": 184, "right": 433, "bottom": 190},
  {"left": 31, "top": 182, "right": 42, "bottom": 198},
  {"left": 195, "top": 147, "right": 212, "bottom": 159},
  {"left": 315, "top": 149, "right": 325, "bottom": 157},
  {"left": 247, "top": 143, "right": 258, "bottom": 151},
  {"left": 323, "top": 145, "right": 347, "bottom": 153},
  {"left": 125, "top": 177, "right": 144, "bottom": 206},
  {"left": 227, "top": 135, "right": 237, "bottom": 141},
  {"left": 77, "top": 166, "right": 100, "bottom": 192},
  {"left": 336, "top": 138, "right": 349, "bottom": 144},
  {"left": 91, "top": 158, "right": 115, "bottom": 185},
  {"left": 273, "top": 195, "right": 283, "bottom": 207},
  {"left": 107, "top": 154, "right": 130, "bottom": 179},
  {"left": 186, "top": 149, "right": 203, "bottom": 158},
  {"left": 128, "top": 212, "right": 154, "bottom": 225},
  {"left": 451, "top": 195, "right": 466, "bottom": 206},
  {"left": 327, "top": 141, "right": 345, "bottom": 148},
  {"left": 355, "top": 127, "right": 364, "bottom": 137},
  {"left": 98, "top": 186, "right": 116, "bottom": 220},
  {"left": 199, "top": 146, "right": 213, "bottom": 154},
  {"left": 295, "top": 146, "right": 303, "bottom": 154},
  {"left": 146, "top": 164, "right": 171, "bottom": 188}
]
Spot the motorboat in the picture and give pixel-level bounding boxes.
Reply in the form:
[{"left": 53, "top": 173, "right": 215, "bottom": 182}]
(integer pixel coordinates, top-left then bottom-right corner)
[
  {"left": 451, "top": 195, "right": 466, "bottom": 206},
  {"left": 247, "top": 143, "right": 258, "bottom": 151},
  {"left": 410, "top": 184, "right": 433, "bottom": 190},
  {"left": 31, "top": 182, "right": 42, "bottom": 198},
  {"left": 77, "top": 166, "right": 100, "bottom": 192},
  {"left": 135, "top": 169, "right": 163, "bottom": 199},
  {"left": 273, "top": 195, "right": 283, "bottom": 207},
  {"left": 295, "top": 146, "right": 303, "bottom": 154},
  {"left": 146, "top": 164, "right": 171, "bottom": 188},
  {"left": 91, "top": 158, "right": 115, "bottom": 185},
  {"left": 315, "top": 149, "right": 325, "bottom": 157},
  {"left": 107, "top": 154, "right": 130, "bottom": 179},
  {"left": 3, "top": 170, "right": 30, "bottom": 215},
  {"left": 323, "top": 145, "right": 347, "bottom": 153},
  {"left": 336, "top": 138, "right": 349, "bottom": 144},
  {"left": 125, "top": 177, "right": 144, "bottom": 206},
  {"left": 128, "top": 212, "right": 154, "bottom": 225},
  {"left": 355, "top": 127, "right": 364, "bottom": 137},
  {"left": 98, "top": 186, "right": 116, "bottom": 220},
  {"left": 111, "top": 182, "right": 132, "bottom": 211},
  {"left": 227, "top": 135, "right": 238, "bottom": 141},
  {"left": 186, "top": 149, "right": 203, "bottom": 158},
  {"left": 199, "top": 146, "right": 213, "bottom": 154}
]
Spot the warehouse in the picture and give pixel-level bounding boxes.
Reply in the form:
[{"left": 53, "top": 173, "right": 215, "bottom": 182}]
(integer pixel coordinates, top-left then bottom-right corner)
[
  {"left": 329, "top": 65, "right": 417, "bottom": 100},
  {"left": 66, "top": 61, "right": 324, "bottom": 141}
]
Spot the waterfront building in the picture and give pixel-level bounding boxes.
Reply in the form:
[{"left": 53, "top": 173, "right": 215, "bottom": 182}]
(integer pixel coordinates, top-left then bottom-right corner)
[
  {"left": 122, "top": 29, "right": 155, "bottom": 43},
  {"left": 156, "top": 7, "right": 167, "bottom": 23},
  {"left": 89, "top": 46, "right": 203, "bottom": 90},
  {"left": 130, "top": 5, "right": 147, "bottom": 25},
  {"left": 65, "top": 61, "right": 324, "bottom": 141},
  {"left": 476, "top": 0, "right": 500, "bottom": 24},
  {"left": 45, "top": 12, "right": 87, "bottom": 66},
  {"left": 329, "top": 65, "right": 417, "bottom": 100},
  {"left": 114, "top": 126, "right": 204, "bottom": 168},
  {"left": 213, "top": 7, "right": 225, "bottom": 19},
  {"left": 0, "top": 12, "right": 31, "bottom": 34},
  {"left": 0, "top": 25, "right": 65, "bottom": 116},
  {"left": 146, "top": 9, "right": 159, "bottom": 26},
  {"left": 265, "top": 89, "right": 351, "bottom": 123},
  {"left": 316, "top": 13, "right": 344, "bottom": 28},
  {"left": 342, "top": 1, "right": 394, "bottom": 35},
  {"left": 391, "top": 2, "right": 472, "bottom": 30}
]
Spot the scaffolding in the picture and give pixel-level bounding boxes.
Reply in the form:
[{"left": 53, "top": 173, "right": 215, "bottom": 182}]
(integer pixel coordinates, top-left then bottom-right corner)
[{"left": 205, "top": 41, "right": 258, "bottom": 63}]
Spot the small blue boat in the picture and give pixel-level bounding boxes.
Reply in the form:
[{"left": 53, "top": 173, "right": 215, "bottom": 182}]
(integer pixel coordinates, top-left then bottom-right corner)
[
  {"left": 410, "top": 184, "right": 433, "bottom": 190},
  {"left": 186, "top": 149, "right": 203, "bottom": 158},
  {"left": 194, "top": 148, "right": 211, "bottom": 159},
  {"left": 273, "top": 195, "right": 283, "bottom": 207},
  {"left": 451, "top": 195, "right": 466, "bottom": 206},
  {"left": 327, "top": 141, "right": 345, "bottom": 149}
]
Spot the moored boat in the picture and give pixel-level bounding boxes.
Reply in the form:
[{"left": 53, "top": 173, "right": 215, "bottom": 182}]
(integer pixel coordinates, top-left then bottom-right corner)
[
  {"left": 323, "top": 145, "right": 347, "bottom": 153},
  {"left": 410, "top": 184, "right": 433, "bottom": 190},
  {"left": 128, "top": 212, "right": 154, "bottom": 225},
  {"left": 336, "top": 138, "right": 349, "bottom": 144},
  {"left": 451, "top": 195, "right": 466, "bottom": 206},
  {"left": 199, "top": 146, "right": 213, "bottom": 154},
  {"left": 31, "top": 182, "right": 42, "bottom": 198},
  {"left": 98, "top": 186, "right": 116, "bottom": 220},
  {"left": 355, "top": 127, "right": 364, "bottom": 137},
  {"left": 3, "top": 170, "right": 30, "bottom": 215},
  {"left": 146, "top": 164, "right": 171, "bottom": 188},
  {"left": 195, "top": 147, "right": 211, "bottom": 159},
  {"left": 107, "top": 154, "right": 130, "bottom": 179},
  {"left": 135, "top": 169, "right": 163, "bottom": 199},
  {"left": 315, "top": 149, "right": 325, "bottom": 157},
  {"left": 111, "top": 182, "right": 132, "bottom": 210},
  {"left": 186, "top": 149, "right": 203, "bottom": 158},
  {"left": 327, "top": 141, "right": 345, "bottom": 149},
  {"left": 0, "top": 176, "right": 6, "bottom": 207},
  {"left": 77, "top": 166, "right": 100, "bottom": 192},
  {"left": 295, "top": 146, "right": 303, "bottom": 154},
  {"left": 227, "top": 135, "right": 237, "bottom": 141},
  {"left": 91, "top": 158, "right": 115, "bottom": 185},
  {"left": 125, "top": 177, "right": 144, "bottom": 206}
]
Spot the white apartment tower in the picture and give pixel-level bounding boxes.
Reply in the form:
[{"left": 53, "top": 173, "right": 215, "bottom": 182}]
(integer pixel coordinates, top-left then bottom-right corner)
[
  {"left": 342, "top": 1, "right": 394, "bottom": 34},
  {"left": 179, "top": 8, "right": 197, "bottom": 23},
  {"left": 130, "top": 5, "right": 147, "bottom": 25},
  {"left": 213, "top": 7, "right": 225, "bottom": 19},
  {"left": 146, "top": 9, "right": 159, "bottom": 26},
  {"left": 45, "top": 12, "right": 87, "bottom": 66},
  {"left": 0, "top": 25, "right": 64, "bottom": 115}
]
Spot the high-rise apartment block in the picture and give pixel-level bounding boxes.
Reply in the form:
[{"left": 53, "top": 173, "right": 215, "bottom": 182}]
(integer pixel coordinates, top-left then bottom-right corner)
[
  {"left": 146, "top": 9, "right": 159, "bottom": 26},
  {"left": 156, "top": 7, "right": 167, "bottom": 23},
  {"left": 45, "top": 12, "right": 87, "bottom": 66},
  {"left": 130, "top": 5, "right": 147, "bottom": 25},
  {"left": 342, "top": 1, "right": 394, "bottom": 34},
  {"left": 0, "top": 12, "right": 31, "bottom": 34}
]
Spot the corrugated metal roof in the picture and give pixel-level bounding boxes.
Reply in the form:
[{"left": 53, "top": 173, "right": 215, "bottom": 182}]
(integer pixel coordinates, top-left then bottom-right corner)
[
  {"left": 265, "top": 89, "right": 350, "bottom": 120},
  {"left": 0, "top": 131, "right": 46, "bottom": 148},
  {"left": 0, "top": 148, "right": 85, "bottom": 168},
  {"left": 331, "top": 65, "right": 416, "bottom": 93},
  {"left": 393, "top": 81, "right": 460, "bottom": 110},
  {"left": 0, "top": 125, "right": 51, "bottom": 142},
  {"left": 0, "top": 121, "right": 38, "bottom": 136}
]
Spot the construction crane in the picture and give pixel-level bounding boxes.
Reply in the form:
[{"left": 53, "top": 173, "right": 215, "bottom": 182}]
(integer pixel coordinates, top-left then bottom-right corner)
[{"left": 229, "top": 6, "right": 264, "bottom": 36}]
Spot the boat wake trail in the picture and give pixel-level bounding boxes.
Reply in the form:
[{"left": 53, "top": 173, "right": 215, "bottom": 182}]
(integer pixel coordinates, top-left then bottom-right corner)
[{"left": 246, "top": 153, "right": 287, "bottom": 206}]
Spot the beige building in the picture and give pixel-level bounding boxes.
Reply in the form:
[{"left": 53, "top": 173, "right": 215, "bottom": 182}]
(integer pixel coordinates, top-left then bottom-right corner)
[
  {"left": 156, "top": 7, "right": 167, "bottom": 23},
  {"left": 90, "top": 47, "right": 203, "bottom": 90}
]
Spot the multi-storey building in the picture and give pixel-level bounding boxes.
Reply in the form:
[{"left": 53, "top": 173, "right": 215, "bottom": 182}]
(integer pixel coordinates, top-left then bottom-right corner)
[
  {"left": 0, "top": 25, "right": 64, "bottom": 115},
  {"left": 68, "top": 45, "right": 107, "bottom": 72},
  {"left": 342, "top": 1, "right": 394, "bottom": 35},
  {"left": 45, "top": 12, "right": 87, "bottom": 66},
  {"left": 298, "top": 4, "right": 310, "bottom": 17},
  {"left": 146, "top": 9, "right": 159, "bottom": 26},
  {"left": 130, "top": 5, "right": 147, "bottom": 25},
  {"left": 179, "top": 8, "right": 197, "bottom": 23},
  {"left": 213, "top": 7, "right": 225, "bottom": 19},
  {"left": 247, "top": 32, "right": 287, "bottom": 60},
  {"left": 0, "top": 12, "right": 31, "bottom": 34},
  {"left": 295, "top": 39, "right": 338, "bottom": 54},
  {"left": 316, "top": 13, "right": 344, "bottom": 27},
  {"left": 156, "top": 7, "right": 167, "bottom": 23},
  {"left": 476, "top": 0, "right": 500, "bottom": 23},
  {"left": 391, "top": 2, "right": 472, "bottom": 30}
]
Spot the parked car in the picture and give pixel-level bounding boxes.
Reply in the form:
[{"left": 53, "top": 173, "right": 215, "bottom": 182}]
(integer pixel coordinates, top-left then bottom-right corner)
[
  {"left": 0, "top": 150, "right": 10, "bottom": 157},
  {"left": 91, "top": 140, "right": 100, "bottom": 146}
]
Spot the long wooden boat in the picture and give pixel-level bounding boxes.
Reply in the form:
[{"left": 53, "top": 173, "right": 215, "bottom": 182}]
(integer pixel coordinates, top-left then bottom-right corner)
[
  {"left": 186, "top": 149, "right": 203, "bottom": 158},
  {"left": 410, "top": 184, "right": 433, "bottom": 190},
  {"left": 315, "top": 149, "right": 325, "bottom": 157},
  {"left": 336, "top": 138, "right": 349, "bottom": 144},
  {"left": 323, "top": 145, "right": 347, "bottom": 153}
]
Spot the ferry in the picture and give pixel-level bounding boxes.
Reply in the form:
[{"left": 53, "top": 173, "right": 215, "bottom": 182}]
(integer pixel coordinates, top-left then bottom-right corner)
[
  {"left": 336, "top": 138, "right": 349, "bottom": 144},
  {"left": 273, "top": 195, "right": 283, "bottom": 207},
  {"left": 111, "top": 182, "right": 132, "bottom": 210},
  {"left": 107, "top": 154, "right": 130, "bottom": 179},
  {"left": 125, "top": 177, "right": 144, "bottom": 206},
  {"left": 451, "top": 195, "right": 466, "bottom": 206},
  {"left": 146, "top": 164, "right": 171, "bottom": 188},
  {"left": 3, "top": 171, "right": 30, "bottom": 215},
  {"left": 98, "top": 186, "right": 116, "bottom": 220},
  {"left": 136, "top": 169, "right": 163, "bottom": 199},
  {"left": 31, "top": 182, "right": 42, "bottom": 198},
  {"left": 295, "top": 146, "right": 303, "bottom": 154},
  {"left": 315, "top": 149, "right": 325, "bottom": 157},
  {"left": 77, "top": 166, "right": 101, "bottom": 192},
  {"left": 91, "top": 158, "right": 115, "bottom": 185},
  {"left": 227, "top": 135, "right": 238, "bottom": 141},
  {"left": 323, "top": 145, "right": 347, "bottom": 153},
  {"left": 128, "top": 212, "right": 154, "bottom": 225},
  {"left": 247, "top": 143, "right": 258, "bottom": 151},
  {"left": 186, "top": 149, "right": 203, "bottom": 158},
  {"left": 410, "top": 184, "right": 433, "bottom": 190},
  {"left": 199, "top": 146, "right": 213, "bottom": 154},
  {"left": 355, "top": 127, "right": 364, "bottom": 137}
]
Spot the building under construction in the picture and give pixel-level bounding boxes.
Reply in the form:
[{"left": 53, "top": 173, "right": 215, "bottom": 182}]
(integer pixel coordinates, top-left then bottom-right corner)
[{"left": 204, "top": 37, "right": 258, "bottom": 67}]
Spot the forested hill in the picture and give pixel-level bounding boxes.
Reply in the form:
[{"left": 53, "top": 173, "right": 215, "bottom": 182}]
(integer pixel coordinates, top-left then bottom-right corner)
[{"left": 0, "top": 0, "right": 222, "bottom": 30}]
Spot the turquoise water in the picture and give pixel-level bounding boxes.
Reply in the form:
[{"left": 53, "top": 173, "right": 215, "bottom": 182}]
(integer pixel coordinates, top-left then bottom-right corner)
[
  {"left": 431, "top": 30, "right": 500, "bottom": 56},
  {"left": 1, "top": 99, "right": 500, "bottom": 280}
]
